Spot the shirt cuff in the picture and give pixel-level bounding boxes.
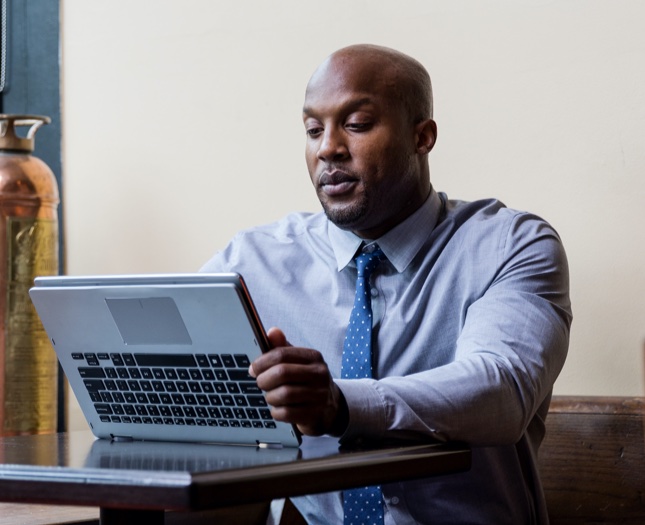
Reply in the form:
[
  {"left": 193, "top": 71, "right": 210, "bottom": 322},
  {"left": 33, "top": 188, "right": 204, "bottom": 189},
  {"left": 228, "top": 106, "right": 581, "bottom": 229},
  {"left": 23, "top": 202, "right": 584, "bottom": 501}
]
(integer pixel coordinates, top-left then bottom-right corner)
[{"left": 335, "top": 378, "right": 387, "bottom": 443}]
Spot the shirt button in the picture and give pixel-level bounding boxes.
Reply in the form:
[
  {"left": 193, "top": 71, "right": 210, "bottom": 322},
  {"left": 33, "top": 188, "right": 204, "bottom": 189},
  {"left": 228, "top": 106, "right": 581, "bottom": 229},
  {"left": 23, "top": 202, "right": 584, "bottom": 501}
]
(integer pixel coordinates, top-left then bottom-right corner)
[
  {"left": 391, "top": 496, "right": 400, "bottom": 505},
  {"left": 371, "top": 288, "right": 379, "bottom": 297}
]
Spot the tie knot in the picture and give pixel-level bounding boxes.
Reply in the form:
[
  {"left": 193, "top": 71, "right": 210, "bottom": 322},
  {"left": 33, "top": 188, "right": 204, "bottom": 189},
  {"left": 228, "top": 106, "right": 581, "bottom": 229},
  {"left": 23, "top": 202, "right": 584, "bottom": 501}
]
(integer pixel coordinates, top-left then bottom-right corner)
[{"left": 355, "top": 247, "right": 384, "bottom": 278}]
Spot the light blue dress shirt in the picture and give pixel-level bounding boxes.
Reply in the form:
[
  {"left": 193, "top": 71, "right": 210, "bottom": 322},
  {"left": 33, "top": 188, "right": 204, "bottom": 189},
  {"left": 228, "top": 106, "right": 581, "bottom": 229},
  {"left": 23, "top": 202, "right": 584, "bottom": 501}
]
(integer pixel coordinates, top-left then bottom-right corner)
[{"left": 201, "top": 189, "right": 572, "bottom": 524}]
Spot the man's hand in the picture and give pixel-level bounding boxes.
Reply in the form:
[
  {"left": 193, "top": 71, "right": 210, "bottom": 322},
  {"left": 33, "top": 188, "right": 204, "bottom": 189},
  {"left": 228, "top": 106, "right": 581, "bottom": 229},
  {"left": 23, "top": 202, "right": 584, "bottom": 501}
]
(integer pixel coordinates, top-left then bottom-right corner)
[{"left": 248, "top": 327, "right": 348, "bottom": 437}]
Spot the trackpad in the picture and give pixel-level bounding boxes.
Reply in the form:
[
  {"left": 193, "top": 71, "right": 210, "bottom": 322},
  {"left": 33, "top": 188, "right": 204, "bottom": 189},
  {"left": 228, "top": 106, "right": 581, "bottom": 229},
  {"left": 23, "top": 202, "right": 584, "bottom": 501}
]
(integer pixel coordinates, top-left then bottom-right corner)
[{"left": 105, "top": 297, "right": 192, "bottom": 345}]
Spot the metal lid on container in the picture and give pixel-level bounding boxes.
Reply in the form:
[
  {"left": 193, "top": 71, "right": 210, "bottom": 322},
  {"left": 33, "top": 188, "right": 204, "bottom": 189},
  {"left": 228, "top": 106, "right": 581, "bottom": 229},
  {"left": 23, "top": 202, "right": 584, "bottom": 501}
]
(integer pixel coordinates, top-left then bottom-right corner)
[{"left": 0, "top": 114, "right": 51, "bottom": 152}]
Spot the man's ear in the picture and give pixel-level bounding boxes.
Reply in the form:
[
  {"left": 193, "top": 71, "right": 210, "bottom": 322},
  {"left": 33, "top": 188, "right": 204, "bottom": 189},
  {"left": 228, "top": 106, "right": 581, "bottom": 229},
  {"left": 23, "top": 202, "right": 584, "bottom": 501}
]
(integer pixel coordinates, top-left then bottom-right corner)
[{"left": 415, "top": 118, "right": 437, "bottom": 155}]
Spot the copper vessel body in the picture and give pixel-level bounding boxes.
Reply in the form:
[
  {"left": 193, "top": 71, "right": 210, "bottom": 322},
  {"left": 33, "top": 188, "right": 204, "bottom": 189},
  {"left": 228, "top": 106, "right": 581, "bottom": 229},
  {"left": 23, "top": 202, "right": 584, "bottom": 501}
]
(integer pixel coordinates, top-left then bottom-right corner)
[{"left": 0, "top": 115, "right": 59, "bottom": 435}]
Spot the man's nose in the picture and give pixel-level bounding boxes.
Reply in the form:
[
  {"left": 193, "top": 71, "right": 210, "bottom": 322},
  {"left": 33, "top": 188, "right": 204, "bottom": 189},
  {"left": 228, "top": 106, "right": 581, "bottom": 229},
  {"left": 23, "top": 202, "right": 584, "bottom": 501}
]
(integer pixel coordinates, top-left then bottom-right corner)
[{"left": 317, "top": 128, "right": 348, "bottom": 162}]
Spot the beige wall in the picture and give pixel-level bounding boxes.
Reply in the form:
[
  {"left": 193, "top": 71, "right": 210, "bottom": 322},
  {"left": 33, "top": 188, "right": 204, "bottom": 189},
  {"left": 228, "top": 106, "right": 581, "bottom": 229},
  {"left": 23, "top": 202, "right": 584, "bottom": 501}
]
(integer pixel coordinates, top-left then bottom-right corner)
[{"left": 60, "top": 0, "right": 645, "bottom": 430}]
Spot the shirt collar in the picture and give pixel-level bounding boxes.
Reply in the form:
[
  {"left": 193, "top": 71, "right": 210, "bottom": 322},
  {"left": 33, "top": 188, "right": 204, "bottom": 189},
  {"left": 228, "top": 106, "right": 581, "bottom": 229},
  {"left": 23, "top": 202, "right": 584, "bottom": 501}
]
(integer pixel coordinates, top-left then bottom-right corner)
[{"left": 328, "top": 188, "right": 443, "bottom": 273}]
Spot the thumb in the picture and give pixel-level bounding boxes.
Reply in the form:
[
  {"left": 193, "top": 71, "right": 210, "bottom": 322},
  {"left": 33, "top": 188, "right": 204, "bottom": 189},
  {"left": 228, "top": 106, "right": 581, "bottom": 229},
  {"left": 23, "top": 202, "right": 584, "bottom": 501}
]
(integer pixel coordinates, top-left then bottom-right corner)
[{"left": 267, "top": 326, "right": 290, "bottom": 348}]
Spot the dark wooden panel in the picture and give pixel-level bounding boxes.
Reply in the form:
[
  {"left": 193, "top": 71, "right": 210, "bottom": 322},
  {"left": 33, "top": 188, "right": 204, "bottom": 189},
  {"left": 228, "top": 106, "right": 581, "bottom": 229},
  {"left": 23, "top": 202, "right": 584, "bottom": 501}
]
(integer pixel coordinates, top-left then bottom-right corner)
[{"left": 539, "top": 396, "right": 645, "bottom": 524}]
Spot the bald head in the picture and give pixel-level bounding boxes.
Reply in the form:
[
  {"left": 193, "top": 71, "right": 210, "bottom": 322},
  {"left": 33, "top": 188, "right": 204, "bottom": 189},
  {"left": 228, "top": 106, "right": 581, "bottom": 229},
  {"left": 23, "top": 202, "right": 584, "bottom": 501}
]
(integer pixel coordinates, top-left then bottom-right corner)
[{"left": 307, "top": 44, "right": 433, "bottom": 124}]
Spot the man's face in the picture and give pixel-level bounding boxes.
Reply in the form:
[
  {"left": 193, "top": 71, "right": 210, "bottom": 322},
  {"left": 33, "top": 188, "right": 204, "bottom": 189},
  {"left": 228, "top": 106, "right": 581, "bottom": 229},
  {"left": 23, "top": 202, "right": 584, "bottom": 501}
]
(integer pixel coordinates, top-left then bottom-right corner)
[{"left": 302, "top": 54, "right": 432, "bottom": 239}]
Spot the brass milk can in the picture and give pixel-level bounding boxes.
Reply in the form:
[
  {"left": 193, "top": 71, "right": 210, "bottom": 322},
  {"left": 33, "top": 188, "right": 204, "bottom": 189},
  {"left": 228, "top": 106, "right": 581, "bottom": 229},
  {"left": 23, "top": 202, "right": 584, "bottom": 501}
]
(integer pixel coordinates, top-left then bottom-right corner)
[{"left": 0, "top": 115, "right": 59, "bottom": 435}]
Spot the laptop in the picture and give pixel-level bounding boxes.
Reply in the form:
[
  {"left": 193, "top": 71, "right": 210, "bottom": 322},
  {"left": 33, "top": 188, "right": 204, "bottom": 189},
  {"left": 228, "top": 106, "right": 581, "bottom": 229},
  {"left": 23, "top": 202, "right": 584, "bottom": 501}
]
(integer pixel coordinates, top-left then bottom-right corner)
[{"left": 29, "top": 273, "right": 301, "bottom": 448}]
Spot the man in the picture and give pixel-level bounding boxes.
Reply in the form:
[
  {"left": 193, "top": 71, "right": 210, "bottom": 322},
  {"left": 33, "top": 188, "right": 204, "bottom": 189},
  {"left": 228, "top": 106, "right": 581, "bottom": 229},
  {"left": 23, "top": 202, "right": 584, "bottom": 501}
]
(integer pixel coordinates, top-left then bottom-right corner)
[{"left": 201, "top": 44, "right": 571, "bottom": 524}]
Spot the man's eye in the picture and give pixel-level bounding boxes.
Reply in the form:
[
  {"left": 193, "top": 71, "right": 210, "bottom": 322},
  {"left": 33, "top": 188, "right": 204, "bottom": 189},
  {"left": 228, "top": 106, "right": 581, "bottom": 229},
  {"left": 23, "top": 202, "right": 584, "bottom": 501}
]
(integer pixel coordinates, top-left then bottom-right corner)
[
  {"left": 306, "top": 127, "right": 323, "bottom": 137},
  {"left": 347, "top": 122, "right": 371, "bottom": 132}
]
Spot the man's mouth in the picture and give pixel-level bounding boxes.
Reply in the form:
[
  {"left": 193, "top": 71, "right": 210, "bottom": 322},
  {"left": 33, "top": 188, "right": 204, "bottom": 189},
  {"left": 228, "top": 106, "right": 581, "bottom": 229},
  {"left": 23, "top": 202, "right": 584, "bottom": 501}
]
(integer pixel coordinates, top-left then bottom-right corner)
[{"left": 318, "top": 170, "right": 358, "bottom": 196}]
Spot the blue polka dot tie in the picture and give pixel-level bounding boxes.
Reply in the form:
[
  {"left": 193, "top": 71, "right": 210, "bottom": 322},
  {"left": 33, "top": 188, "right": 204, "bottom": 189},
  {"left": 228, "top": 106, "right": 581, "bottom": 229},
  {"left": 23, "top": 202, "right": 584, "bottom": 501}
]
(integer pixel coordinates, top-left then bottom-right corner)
[{"left": 341, "top": 247, "right": 385, "bottom": 525}]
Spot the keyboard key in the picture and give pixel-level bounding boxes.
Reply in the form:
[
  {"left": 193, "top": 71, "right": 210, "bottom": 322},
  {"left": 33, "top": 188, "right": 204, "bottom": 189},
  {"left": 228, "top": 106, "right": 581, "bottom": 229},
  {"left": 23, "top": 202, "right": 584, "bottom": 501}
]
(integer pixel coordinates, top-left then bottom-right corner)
[
  {"left": 159, "top": 394, "right": 172, "bottom": 404},
  {"left": 228, "top": 369, "right": 254, "bottom": 381},
  {"left": 110, "top": 353, "right": 124, "bottom": 366},
  {"left": 195, "top": 354, "right": 209, "bottom": 367},
  {"left": 208, "top": 395, "right": 222, "bottom": 406},
  {"left": 134, "top": 354, "right": 197, "bottom": 367},
  {"left": 221, "top": 354, "right": 235, "bottom": 368},
  {"left": 226, "top": 383, "right": 240, "bottom": 394},
  {"left": 94, "top": 403, "right": 112, "bottom": 415},
  {"left": 123, "top": 354, "right": 135, "bottom": 366},
  {"left": 79, "top": 367, "right": 106, "bottom": 379},
  {"left": 234, "top": 355, "right": 251, "bottom": 367},
  {"left": 248, "top": 396, "right": 267, "bottom": 407},
  {"left": 241, "top": 383, "right": 262, "bottom": 394},
  {"left": 83, "top": 379, "right": 105, "bottom": 392},
  {"left": 196, "top": 395, "right": 209, "bottom": 406},
  {"left": 84, "top": 353, "right": 99, "bottom": 366},
  {"left": 208, "top": 354, "right": 222, "bottom": 367}
]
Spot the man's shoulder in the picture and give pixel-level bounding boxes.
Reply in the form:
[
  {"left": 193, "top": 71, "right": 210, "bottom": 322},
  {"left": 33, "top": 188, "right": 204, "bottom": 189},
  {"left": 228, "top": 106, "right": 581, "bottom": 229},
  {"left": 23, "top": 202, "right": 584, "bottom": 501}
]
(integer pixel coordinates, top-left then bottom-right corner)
[
  {"left": 442, "top": 195, "right": 553, "bottom": 231},
  {"left": 233, "top": 210, "right": 329, "bottom": 245}
]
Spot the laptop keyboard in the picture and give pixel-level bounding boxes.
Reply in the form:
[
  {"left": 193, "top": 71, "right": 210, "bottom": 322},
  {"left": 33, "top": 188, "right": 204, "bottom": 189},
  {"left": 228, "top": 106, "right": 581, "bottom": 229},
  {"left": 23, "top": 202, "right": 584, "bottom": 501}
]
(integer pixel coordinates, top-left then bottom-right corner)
[{"left": 73, "top": 352, "right": 276, "bottom": 430}]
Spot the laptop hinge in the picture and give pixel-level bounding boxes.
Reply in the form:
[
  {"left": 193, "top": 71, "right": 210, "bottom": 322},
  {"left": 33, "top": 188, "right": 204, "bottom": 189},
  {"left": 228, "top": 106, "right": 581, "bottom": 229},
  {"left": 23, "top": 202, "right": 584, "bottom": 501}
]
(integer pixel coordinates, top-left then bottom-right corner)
[{"left": 257, "top": 441, "right": 283, "bottom": 449}]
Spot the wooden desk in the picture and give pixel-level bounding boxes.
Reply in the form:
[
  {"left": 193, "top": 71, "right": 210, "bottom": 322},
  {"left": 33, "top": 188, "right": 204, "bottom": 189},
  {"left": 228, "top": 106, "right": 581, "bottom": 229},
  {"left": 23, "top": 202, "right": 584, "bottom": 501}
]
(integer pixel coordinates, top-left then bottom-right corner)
[{"left": 0, "top": 431, "right": 470, "bottom": 524}]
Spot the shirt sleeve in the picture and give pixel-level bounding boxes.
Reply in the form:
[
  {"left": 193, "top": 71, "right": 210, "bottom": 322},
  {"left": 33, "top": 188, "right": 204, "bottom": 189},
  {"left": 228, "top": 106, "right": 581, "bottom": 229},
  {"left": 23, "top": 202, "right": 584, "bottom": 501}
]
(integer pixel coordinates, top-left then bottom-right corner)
[{"left": 337, "top": 212, "right": 572, "bottom": 446}]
